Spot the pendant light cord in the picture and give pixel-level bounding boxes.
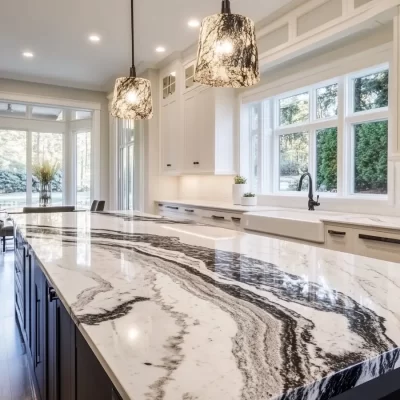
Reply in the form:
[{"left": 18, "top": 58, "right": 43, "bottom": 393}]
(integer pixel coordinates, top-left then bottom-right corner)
[
  {"left": 130, "top": 0, "right": 136, "bottom": 77},
  {"left": 221, "top": 0, "right": 231, "bottom": 13}
]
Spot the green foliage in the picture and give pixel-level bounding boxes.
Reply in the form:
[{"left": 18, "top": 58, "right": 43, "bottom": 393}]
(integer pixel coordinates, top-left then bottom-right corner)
[
  {"left": 243, "top": 192, "right": 255, "bottom": 197},
  {"left": 317, "top": 128, "right": 337, "bottom": 192},
  {"left": 354, "top": 71, "right": 388, "bottom": 112},
  {"left": 279, "top": 94, "right": 309, "bottom": 126},
  {"left": 234, "top": 175, "right": 247, "bottom": 184},
  {"left": 354, "top": 121, "right": 388, "bottom": 194}
]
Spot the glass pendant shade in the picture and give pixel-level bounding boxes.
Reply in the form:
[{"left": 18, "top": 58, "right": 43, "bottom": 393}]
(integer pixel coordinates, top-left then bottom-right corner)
[
  {"left": 111, "top": 76, "right": 153, "bottom": 120},
  {"left": 194, "top": 13, "right": 260, "bottom": 88}
]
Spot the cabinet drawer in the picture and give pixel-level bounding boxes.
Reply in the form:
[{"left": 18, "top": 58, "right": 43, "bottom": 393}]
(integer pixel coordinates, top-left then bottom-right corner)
[
  {"left": 201, "top": 210, "right": 242, "bottom": 231},
  {"left": 325, "top": 224, "right": 355, "bottom": 253},
  {"left": 355, "top": 229, "right": 400, "bottom": 263}
]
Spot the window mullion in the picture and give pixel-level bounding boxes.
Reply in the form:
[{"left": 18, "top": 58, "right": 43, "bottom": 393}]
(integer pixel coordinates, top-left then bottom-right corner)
[
  {"left": 26, "top": 130, "right": 32, "bottom": 206},
  {"left": 337, "top": 76, "right": 346, "bottom": 197}
]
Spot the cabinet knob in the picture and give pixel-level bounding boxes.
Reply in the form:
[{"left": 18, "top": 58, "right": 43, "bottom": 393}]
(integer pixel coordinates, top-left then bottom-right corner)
[{"left": 167, "top": 164, "right": 172, "bottom": 167}]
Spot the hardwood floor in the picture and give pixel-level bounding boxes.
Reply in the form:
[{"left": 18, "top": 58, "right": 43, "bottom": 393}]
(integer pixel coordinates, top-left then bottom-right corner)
[{"left": 0, "top": 249, "right": 35, "bottom": 400}]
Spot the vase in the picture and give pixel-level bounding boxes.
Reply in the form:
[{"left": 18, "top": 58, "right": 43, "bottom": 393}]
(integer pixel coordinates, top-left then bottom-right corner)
[
  {"left": 39, "top": 182, "right": 52, "bottom": 207},
  {"left": 241, "top": 196, "right": 257, "bottom": 206},
  {"left": 232, "top": 183, "right": 249, "bottom": 205}
]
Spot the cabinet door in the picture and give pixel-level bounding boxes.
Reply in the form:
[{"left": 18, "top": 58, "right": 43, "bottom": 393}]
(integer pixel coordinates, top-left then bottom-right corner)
[
  {"left": 161, "top": 100, "right": 180, "bottom": 174},
  {"left": 47, "top": 287, "right": 75, "bottom": 400},
  {"left": 76, "top": 329, "right": 114, "bottom": 400},
  {"left": 183, "top": 92, "right": 200, "bottom": 171},
  {"left": 33, "top": 260, "right": 47, "bottom": 400},
  {"left": 25, "top": 250, "right": 32, "bottom": 350},
  {"left": 196, "top": 88, "right": 215, "bottom": 172}
]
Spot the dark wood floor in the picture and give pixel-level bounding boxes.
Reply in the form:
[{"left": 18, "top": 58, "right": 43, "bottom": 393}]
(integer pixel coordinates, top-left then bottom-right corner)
[{"left": 0, "top": 248, "right": 35, "bottom": 400}]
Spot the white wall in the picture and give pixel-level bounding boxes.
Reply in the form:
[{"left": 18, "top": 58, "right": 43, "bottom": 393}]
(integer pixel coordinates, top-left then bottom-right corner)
[
  {"left": 178, "top": 176, "right": 234, "bottom": 202},
  {"left": 0, "top": 78, "right": 110, "bottom": 204}
]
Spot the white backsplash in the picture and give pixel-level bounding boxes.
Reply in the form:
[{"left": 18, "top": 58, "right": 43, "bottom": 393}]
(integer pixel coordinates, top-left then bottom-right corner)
[{"left": 178, "top": 176, "right": 235, "bottom": 202}]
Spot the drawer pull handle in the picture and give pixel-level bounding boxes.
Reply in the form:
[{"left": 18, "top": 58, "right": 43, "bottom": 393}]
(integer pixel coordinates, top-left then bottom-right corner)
[
  {"left": 212, "top": 215, "right": 225, "bottom": 220},
  {"left": 328, "top": 230, "right": 346, "bottom": 237},
  {"left": 166, "top": 206, "right": 179, "bottom": 210},
  {"left": 184, "top": 209, "right": 194, "bottom": 213},
  {"left": 359, "top": 234, "right": 400, "bottom": 245},
  {"left": 167, "top": 164, "right": 172, "bottom": 167},
  {"left": 193, "top": 162, "right": 200, "bottom": 165},
  {"left": 158, "top": 204, "right": 164, "bottom": 207},
  {"left": 232, "top": 217, "right": 241, "bottom": 222}
]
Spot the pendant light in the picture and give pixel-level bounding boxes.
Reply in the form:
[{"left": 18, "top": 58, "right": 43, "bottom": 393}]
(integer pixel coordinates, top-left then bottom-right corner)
[
  {"left": 194, "top": 0, "right": 260, "bottom": 88},
  {"left": 111, "top": 0, "right": 153, "bottom": 120}
]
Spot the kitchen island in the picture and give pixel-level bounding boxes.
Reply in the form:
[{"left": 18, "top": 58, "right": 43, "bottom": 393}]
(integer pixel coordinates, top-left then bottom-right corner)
[{"left": 12, "top": 211, "right": 400, "bottom": 400}]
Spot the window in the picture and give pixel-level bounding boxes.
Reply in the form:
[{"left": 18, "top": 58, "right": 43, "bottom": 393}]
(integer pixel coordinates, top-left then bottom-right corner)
[
  {"left": 32, "top": 106, "right": 64, "bottom": 121},
  {"left": 0, "top": 130, "right": 27, "bottom": 208},
  {"left": 31, "top": 132, "right": 64, "bottom": 206},
  {"left": 279, "top": 132, "right": 309, "bottom": 191},
  {"left": 353, "top": 121, "right": 388, "bottom": 194},
  {"left": 245, "top": 64, "right": 389, "bottom": 198},
  {"left": 119, "top": 120, "right": 135, "bottom": 210},
  {"left": 76, "top": 131, "right": 91, "bottom": 207},
  {"left": 279, "top": 93, "right": 309, "bottom": 126},
  {"left": 0, "top": 102, "right": 94, "bottom": 208},
  {"left": 163, "top": 73, "right": 176, "bottom": 99},
  {"left": 0, "top": 103, "right": 27, "bottom": 118}
]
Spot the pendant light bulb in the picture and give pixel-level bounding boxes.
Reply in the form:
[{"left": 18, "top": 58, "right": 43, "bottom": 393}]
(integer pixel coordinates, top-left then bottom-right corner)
[
  {"left": 194, "top": 0, "right": 260, "bottom": 88},
  {"left": 111, "top": 0, "right": 153, "bottom": 120}
]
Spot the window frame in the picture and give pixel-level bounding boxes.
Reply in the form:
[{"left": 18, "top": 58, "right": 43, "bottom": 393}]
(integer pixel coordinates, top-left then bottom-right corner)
[{"left": 244, "top": 63, "right": 389, "bottom": 199}]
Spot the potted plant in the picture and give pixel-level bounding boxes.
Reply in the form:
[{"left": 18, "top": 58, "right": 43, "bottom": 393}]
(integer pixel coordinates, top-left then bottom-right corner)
[
  {"left": 32, "top": 160, "right": 60, "bottom": 207},
  {"left": 241, "top": 192, "right": 257, "bottom": 206},
  {"left": 232, "top": 175, "right": 249, "bottom": 205}
]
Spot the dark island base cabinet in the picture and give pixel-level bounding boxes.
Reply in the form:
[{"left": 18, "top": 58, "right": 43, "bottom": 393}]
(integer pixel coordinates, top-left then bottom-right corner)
[{"left": 14, "top": 240, "right": 122, "bottom": 400}]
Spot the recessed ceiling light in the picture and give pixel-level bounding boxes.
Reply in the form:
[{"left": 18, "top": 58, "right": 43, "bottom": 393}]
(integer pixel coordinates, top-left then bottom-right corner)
[
  {"left": 188, "top": 19, "right": 200, "bottom": 28},
  {"left": 22, "top": 51, "right": 34, "bottom": 58},
  {"left": 89, "top": 34, "right": 101, "bottom": 42},
  {"left": 155, "top": 46, "right": 166, "bottom": 53}
]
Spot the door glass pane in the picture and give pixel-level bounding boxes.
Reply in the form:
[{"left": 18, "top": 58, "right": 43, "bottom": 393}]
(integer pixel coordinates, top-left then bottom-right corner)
[
  {"left": 316, "top": 84, "right": 338, "bottom": 119},
  {"left": 76, "top": 131, "right": 91, "bottom": 208},
  {"left": 250, "top": 103, "right": 261, "bottom": 192},
  {"left": 128, "top": 145, "right": 134, "bottom": 210},
  {"left": 354, "top": 120, "right": 388, "bottom": 194},
  {"left": 316, "top": 127, "right": 338, "bottom": 193},
  {"left": 279, "top": 132, "right": 309, "bottom": 191},
  {"left": 32, "top": 132, "right": 63, "bottom": 206},
  {"left": 121, "top": 147, "right": 127, "bottom": 209},
  {"left": 354, "top": 70, "right": 389, "bottom": 112},
  {"left": 73, "top": 110, "right": 92, "bottom": 120},
  {"left": 279, "top": 93, "right": 309, "bottom": 126},
  {"left": 0, "top": 130, "right": 27, "bottom": 208},
  {"left": 32, "top": 106, "right": 64, "bottom": 121},
  {"left": 0, "top": 103, "right": 27, "bottom": 118}
]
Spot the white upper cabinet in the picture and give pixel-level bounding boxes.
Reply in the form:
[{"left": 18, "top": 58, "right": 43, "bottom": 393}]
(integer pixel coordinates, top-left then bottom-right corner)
[
  {"left": 159, "top": 60, "right": 237, "bottom": 176},
  {"left": 183, "top": 86, "right": 236, "bottom": 175},
  {"left": 160, "top": 64, "right": 182, "bottom": 175}
]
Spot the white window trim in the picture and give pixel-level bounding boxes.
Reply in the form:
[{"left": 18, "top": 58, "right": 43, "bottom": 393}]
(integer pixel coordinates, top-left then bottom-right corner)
[{"left": 243, "top": 63, "right": 390, "bottom": 202}]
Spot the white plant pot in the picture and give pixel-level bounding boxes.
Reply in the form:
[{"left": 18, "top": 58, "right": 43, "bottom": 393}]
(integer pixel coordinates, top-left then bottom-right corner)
[
  {"left": 241, "top": 196, "right": 257, "bottom": 206},
  {"left": 232, "top": 183, "right": 249, "bottom": 205}
]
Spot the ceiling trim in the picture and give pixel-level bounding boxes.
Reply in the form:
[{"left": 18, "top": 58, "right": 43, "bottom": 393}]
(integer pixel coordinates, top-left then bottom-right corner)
[{"left": 0, "top": 91, "right": 101, "bottom": 110}]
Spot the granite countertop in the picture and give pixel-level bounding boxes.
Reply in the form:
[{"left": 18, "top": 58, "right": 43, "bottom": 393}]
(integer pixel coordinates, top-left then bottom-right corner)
[{"left": 12, "top": 211, "right": 400, "bottom": 400}]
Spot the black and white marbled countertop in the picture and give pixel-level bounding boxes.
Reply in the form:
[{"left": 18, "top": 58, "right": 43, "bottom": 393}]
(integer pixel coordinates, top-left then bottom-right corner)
[{"left": 12, "top": 211, "right": 400, "bottom": 400}]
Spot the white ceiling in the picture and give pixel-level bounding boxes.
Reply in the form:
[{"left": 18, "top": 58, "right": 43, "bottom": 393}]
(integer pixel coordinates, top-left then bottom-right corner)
[{"left": 0, "top": 0, "right": 294, "bottom": 92}]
